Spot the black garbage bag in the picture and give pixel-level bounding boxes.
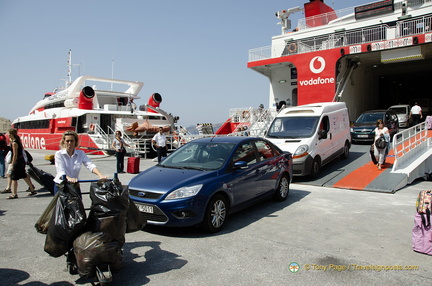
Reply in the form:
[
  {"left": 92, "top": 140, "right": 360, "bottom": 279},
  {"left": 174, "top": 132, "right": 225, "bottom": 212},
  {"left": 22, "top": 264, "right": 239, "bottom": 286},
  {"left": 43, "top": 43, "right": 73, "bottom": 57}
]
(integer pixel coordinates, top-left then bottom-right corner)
[
  {"left": 84, "top": 180, "right": 129, "bottom": 245},
  {"left": 44, "top": 181, "right": 86, "bottom": 257},
  {"left": 126, "top": 198, "right": 147, "bottom": 233},
  {"left": 85, "top": 214, "right": 127, "bottom": 245},
  {"left": 73, "top": 231, "right": 123, "bottom": 278},
  {"left": 35, "top": 192, "right": 60, "bottom": 234},
  {"left": 89, "top": 179, "right": 129, "bottom": 218}
]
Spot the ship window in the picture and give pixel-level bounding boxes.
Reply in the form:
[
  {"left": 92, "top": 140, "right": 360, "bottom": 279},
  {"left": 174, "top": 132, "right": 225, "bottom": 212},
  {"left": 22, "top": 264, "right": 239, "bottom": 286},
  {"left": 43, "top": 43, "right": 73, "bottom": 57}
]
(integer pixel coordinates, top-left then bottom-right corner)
[
  {"left": 18, "top": 119, "right": 50, "bottom": 129},
  {"left": 45, "top": 100, "right": 65, "bottom": 110}
]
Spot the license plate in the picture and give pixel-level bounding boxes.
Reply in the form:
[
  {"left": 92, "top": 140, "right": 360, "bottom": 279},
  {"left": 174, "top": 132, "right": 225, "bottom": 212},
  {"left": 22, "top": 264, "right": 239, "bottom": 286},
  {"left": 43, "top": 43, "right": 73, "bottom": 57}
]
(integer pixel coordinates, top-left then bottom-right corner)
[
  {"left": 137, "top": 204, "right": 154, "bottom": 214},
  {"left": 358, "top": 135, "right": 369, "bottom": 138}
]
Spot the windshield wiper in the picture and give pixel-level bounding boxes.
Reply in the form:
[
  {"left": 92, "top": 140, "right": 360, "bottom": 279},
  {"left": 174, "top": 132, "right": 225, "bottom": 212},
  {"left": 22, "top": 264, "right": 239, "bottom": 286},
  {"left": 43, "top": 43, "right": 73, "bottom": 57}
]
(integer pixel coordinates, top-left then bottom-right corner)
[
  {"left": 159, "top": 165, "right": 179, "bottom": 169},
  {"left": 180, "top": 166, "right": 205, "bottom": 171}
]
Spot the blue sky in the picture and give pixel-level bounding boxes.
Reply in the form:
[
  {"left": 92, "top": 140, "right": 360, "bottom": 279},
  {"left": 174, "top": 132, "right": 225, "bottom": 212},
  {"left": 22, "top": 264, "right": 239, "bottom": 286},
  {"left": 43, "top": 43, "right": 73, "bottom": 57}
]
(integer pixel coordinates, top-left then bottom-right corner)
[{"left": 0, "top": 0, "right": 372, "bottom": 128}]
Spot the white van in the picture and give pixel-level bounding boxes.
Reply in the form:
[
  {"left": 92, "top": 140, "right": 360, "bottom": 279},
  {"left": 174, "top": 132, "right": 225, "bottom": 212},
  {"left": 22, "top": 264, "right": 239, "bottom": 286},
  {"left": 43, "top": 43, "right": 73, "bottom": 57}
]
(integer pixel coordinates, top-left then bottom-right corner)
[
  {"left": 388, "top": 104, "right": 411, "bottom": 128},
  {"left": 265, "top": 102, "right": 351, "bottom": 177}
]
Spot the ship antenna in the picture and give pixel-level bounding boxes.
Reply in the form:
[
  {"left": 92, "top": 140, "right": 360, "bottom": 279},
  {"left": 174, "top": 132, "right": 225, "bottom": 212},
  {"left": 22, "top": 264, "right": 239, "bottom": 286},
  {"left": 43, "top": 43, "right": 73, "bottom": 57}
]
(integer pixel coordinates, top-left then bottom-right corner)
[{"left": 67, "top": 49, "right": 72, "bottom": 87}]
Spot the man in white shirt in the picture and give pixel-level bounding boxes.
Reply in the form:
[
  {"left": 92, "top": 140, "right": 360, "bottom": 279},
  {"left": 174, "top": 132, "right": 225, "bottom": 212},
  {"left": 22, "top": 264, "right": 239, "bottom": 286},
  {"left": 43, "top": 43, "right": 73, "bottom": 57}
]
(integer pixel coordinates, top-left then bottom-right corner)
[
  {"left": 410, "top": 102, "right": 423, "bottom": 126},
  {"left": 152, "top": 127, "right": 167, "bottom": 163}
]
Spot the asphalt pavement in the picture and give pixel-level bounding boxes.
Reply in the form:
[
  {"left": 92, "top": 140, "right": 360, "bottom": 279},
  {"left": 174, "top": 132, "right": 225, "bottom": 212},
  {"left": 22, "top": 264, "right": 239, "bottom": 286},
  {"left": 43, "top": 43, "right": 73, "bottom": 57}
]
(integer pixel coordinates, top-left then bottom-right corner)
[{"left": 0, "top": 149, "right": 431, "bottom": 286}]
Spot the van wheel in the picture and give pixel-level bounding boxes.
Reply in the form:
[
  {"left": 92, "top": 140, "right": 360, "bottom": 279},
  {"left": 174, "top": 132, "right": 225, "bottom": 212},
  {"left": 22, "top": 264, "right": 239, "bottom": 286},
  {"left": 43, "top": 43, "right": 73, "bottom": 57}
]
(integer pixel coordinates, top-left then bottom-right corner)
[
  {"left": 340, "top": 141, "right": 350, "bottom": 159},
  {"left": 310, "top": 157, "right": 321, "bottom": 179}
]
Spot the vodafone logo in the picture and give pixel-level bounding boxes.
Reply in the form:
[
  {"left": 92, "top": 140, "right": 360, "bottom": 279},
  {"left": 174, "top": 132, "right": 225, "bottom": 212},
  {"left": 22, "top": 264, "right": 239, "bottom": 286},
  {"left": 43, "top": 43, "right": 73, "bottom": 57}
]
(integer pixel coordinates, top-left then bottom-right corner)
[
  {"left": 299, "top": 56, "right": 334, "bottom": 86},
  {"left": 309, "top": 56, "right": 325, "bottom": 74}
]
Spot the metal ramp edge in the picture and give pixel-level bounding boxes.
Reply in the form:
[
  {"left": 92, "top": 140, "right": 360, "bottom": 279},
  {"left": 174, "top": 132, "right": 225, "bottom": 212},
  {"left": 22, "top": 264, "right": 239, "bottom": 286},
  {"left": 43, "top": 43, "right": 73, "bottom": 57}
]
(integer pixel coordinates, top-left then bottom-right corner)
[
  {"left": 392, "top": 147, "right": 432, "bottom": 185},
  {"left": 363, "top": 172, "right": 408, "bottom": 193}
]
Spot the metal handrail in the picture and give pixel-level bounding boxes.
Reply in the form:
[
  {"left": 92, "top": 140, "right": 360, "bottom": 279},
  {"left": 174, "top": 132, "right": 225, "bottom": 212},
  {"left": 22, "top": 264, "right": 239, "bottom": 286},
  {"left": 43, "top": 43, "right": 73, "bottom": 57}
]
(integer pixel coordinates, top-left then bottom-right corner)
[
  {"left": 249, "top": 10, "right": 432, "bottom": 62},
  {"left": 392, "top": 122, "right": 430, "bottom": 170}
]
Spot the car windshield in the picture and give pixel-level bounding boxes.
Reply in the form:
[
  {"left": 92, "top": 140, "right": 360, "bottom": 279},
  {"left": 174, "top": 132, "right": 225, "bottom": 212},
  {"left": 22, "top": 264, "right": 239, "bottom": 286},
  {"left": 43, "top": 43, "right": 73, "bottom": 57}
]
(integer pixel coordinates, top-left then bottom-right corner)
[
  {"left": 355, "top": 112, "right": 384, "bottom": 124},
  {"left": 267, "top": 116, "right": 319, "bottom": 138},
  {"left": 160, "top": 142, "right": 236, "bottom": 170},
  {"left": 389, "top": 107, "right": 407, "bottom": 114}
]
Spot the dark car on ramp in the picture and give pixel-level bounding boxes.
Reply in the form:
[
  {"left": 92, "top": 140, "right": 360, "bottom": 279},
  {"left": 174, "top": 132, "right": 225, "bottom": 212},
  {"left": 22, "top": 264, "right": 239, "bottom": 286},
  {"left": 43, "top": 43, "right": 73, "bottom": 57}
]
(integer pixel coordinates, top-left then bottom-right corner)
[
  {"left": 350, "top": 109, "right": 399, "bottom": 143},
  {"left": 128, "top": 136, "right": 293, "bottom": 233}
]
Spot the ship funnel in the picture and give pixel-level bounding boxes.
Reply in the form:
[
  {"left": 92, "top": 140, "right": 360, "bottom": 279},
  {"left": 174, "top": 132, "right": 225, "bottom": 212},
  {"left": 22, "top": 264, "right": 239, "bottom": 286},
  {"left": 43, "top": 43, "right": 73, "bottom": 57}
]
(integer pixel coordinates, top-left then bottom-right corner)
[
  {"left": 78, "top": 86, "right": 95, "bottom": 110},
  {"left": 147, "top": 93, "right": 162, "bottom": 113}
]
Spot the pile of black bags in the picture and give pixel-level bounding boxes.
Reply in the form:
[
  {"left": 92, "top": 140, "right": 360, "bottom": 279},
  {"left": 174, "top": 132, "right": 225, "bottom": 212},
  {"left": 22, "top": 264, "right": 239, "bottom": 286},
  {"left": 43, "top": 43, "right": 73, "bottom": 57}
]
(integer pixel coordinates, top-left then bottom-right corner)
[{"left": 37, "top": 178, "right": 146, "bottom": 278}]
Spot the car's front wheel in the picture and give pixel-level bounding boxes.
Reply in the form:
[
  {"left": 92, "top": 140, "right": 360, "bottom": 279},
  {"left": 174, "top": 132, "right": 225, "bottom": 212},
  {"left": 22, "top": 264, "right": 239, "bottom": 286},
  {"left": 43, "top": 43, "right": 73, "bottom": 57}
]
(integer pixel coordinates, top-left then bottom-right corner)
[
  {"left": 201, "top": 194, "right": 227, "bottom": 233},
  {"left": 273, "top": 175, "right": 290, "bottom": 201}
]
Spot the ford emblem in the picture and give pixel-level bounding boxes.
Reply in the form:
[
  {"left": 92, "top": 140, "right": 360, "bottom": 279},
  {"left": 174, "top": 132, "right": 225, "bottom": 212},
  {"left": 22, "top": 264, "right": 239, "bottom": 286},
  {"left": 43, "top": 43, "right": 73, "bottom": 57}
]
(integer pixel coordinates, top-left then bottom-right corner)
[{"left": 137, "top": 191, "right": 146, "bottom": 197}]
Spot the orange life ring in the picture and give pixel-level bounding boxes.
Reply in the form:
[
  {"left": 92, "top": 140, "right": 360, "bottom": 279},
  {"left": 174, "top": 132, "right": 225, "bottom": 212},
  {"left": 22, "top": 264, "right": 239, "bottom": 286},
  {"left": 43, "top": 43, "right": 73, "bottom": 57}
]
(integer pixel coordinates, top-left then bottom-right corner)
[
  {"left": 242, "top": 111, "right": 250, "bottom": 119},
  {"left": 89, "top": 123, "right": 95, "bottom": 131},
  {"left": 288, "top": 43, "right": 297, "bottom": 53}
]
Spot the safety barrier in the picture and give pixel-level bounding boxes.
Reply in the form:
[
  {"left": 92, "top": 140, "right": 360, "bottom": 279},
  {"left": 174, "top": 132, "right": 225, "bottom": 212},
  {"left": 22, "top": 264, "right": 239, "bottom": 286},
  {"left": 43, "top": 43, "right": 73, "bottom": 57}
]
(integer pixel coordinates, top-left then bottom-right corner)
[
  {"left": 249, "top": 2, "right": 432, "bottom": 62},
  {"left": 392, "top": 122, "right": 432, "bottom": 173}
]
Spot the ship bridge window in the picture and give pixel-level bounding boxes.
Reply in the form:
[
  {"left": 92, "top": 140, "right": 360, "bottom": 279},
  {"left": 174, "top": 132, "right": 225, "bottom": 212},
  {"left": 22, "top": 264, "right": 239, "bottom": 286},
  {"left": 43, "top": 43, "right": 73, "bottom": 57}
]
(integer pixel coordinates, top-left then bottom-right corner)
[
  {"left": 45, "top": 101, "right": 66, "bottom": 110},
  {"left": 148, "top": 115, "right": 166, "bottom": 120}
]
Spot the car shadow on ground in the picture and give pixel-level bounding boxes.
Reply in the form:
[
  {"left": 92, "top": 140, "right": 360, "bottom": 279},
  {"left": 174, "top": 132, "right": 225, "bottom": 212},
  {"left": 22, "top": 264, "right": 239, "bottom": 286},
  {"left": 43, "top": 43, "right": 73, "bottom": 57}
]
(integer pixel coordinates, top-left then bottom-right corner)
[{"left": 141, "top": 188, "right": 311, "bottom": 238}]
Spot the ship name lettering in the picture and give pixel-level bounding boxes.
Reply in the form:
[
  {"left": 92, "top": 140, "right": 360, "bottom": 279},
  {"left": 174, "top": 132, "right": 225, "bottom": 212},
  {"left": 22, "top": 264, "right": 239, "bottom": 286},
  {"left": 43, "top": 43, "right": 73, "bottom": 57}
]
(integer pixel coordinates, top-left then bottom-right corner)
[{"left": 22, "top": 134, "right": 46, "bottom": 150}]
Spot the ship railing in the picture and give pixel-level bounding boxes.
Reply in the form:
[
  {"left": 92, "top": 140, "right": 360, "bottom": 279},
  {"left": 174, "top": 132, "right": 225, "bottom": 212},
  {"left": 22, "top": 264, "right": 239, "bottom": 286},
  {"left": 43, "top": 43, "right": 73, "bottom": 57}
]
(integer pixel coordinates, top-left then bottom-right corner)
[
  {"left": 391, "top": 122, "right": 432, "bottom": 181},
  {"left": 249, "top": 4, "right": 432, "bottom": 62},
  {"left": 296, "top": 0, "right": 430, "bottom": 31},
  {"left": 397, "top": 14, "right": 432, "bottom": 37},
  {"left": 298, "top": 7, "right": 353, "bottom": 30}
]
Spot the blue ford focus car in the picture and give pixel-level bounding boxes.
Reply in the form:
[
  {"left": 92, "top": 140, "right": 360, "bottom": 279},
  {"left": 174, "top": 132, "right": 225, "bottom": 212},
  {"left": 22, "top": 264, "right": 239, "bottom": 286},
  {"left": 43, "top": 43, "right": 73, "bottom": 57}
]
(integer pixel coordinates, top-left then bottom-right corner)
[{"left": 128, "top": 136, "right": 293, "bottom": 232}]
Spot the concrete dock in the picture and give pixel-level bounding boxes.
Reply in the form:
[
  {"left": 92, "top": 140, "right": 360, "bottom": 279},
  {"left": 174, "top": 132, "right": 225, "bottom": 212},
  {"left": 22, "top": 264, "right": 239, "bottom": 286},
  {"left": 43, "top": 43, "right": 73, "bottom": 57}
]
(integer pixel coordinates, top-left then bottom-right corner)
[{"left": 0, "top": 149, "right": 431, "bottom": 285}]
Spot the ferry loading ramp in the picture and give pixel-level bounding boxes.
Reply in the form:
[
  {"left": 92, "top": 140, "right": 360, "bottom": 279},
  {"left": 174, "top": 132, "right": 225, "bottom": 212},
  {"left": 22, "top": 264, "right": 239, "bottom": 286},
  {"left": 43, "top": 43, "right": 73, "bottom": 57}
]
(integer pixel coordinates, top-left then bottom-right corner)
[{"left": 295, "top": 123, "right": 432, "bottom": 193}]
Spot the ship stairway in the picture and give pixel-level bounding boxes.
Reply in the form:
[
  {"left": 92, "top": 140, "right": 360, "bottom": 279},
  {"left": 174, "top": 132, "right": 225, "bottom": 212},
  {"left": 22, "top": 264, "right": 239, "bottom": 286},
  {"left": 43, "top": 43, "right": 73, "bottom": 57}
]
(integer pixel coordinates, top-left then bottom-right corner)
[
  {"left": 247, "top": 109, "right": 276, "bottom": 137},
  {"left": 87, "top": 124, "right": 112, "bottom": 153},
  {"left": 225, "top": 107, "right": 277, "bottom": 137}
]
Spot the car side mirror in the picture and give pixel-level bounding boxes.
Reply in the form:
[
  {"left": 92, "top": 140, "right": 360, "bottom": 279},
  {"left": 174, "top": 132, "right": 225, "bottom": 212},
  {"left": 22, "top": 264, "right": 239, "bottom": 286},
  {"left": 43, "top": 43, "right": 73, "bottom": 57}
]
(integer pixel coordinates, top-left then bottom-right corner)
[
  {"left": 233, "top": 161, "right": 248, "bottom": 169},
  {"left": 318, "top": 130, "right": 328, "bottom": 139}
]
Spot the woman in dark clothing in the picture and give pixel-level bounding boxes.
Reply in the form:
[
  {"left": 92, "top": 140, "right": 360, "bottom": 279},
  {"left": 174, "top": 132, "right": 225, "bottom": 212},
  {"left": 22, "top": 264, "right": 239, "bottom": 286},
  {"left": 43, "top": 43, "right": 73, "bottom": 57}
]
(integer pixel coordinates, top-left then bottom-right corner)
[{"left": 5, "top": 129, "right": 35, "bottom": 199}]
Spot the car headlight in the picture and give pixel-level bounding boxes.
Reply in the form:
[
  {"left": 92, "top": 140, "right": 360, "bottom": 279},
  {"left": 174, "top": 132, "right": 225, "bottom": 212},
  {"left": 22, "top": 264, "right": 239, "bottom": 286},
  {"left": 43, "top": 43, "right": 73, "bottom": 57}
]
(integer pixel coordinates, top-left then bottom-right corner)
[
  {"left": 293, "top": 144, "right": 309, "bottom": 159},
  {"left": 165, "top": 184, "right": 203, "bottom": 200},
  {"left": 350, "top": 127, "right": 354, "bottom": 132}
]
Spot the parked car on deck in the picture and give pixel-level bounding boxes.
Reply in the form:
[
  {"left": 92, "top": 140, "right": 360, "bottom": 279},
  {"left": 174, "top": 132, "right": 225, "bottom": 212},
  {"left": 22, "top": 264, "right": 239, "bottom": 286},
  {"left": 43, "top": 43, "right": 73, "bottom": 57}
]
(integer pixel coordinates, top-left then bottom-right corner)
[
  {"left": 351, "top": 109, "right": 399, "bottom": 143},
  {"left": 128, "top": 136, "right": 293, "bottom": 232},
  {"left": 388, "top": 104, "right": 411, "bottom": 128}
]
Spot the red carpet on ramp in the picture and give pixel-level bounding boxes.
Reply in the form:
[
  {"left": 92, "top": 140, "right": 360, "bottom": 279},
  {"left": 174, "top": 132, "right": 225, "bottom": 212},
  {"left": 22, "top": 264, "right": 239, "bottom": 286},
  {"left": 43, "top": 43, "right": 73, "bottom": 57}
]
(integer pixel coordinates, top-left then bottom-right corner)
[
  {"left": 333, "top": 129, "right": 431, "bottom": 190},
  {"left": 332, "top": 149, "right": 395, "bottom": 190}
]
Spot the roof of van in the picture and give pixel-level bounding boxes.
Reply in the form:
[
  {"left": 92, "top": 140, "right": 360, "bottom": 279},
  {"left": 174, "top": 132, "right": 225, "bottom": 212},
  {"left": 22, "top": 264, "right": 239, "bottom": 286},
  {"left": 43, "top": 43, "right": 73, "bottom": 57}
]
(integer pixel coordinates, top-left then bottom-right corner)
[{"left": 278, "top": 102, "right": 347, "bottom": 117}]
